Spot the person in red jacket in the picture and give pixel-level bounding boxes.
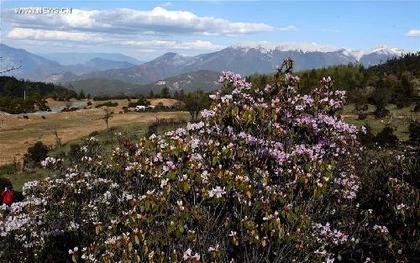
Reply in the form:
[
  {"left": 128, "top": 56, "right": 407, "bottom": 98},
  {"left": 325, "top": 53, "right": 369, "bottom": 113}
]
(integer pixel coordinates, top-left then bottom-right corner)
[{"left": 2, "top": 187, "right": 14, "bottom": 207}]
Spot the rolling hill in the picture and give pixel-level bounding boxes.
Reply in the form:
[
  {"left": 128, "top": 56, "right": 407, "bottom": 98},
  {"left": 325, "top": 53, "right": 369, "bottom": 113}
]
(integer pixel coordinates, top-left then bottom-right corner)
[
  {"left": 65, "top": 70, "right": 220, "bottom": 96},
  {"left": 41, "top": 52, "right": 144, "bottom": 65}
]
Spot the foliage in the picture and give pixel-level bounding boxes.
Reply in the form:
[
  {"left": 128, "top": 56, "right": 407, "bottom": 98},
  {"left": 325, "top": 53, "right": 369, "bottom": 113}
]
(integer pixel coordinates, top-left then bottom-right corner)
[
  {"left": 293, "top": 53, "right": 420, "bottom": 112},
  {"left": 0, "top": 76, "right": 76, "bottom": 113},
  {"left": 24, "top": 141, "right": 49, "bottom": 164},
  {"left": 95, "top": 101, "right": 118, "bottom": 108},
  {"left": 0, "top": 76, "right": 76, "bottom": 99},
  {"left": 358, "top": 124, "right": 375, "bottom": 146},
  {"left": 0, "top": 177, "right": 13, "bottom": 190},
  {"left": 408, "top": 120, "right": 420, "bottom": 143},
  {"left": 0, "top": 163, "right": 18, "bottom": 175},
  {"left": 352, "top": 148, "right": 419, "bottom": 261},
  {"left": 375, "top": 126, "right": 399, "bottom": 147},
  {"left": 127, "top": 96, "right": 150, "bottom": 108},
  {"left": 373, "top": 107, "right": 390, "bottom": 119},
  {"left": 160, "top": 87, "right": 171, "bottom": 98},
  {"left": 181, "top": 91, "right": 210, "bottom": 121},
  {"left": 0, "top": 62, "right": 417, "bottom": 263},
  {"left": 146, "top": 118, "right": 187, "bottom": 138}
]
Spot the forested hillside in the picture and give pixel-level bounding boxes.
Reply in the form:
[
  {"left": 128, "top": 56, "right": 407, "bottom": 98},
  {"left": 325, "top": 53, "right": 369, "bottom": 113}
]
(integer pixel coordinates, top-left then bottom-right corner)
[
  {"left": 298, "top": 53, "right": 419, "bottom": 107},
  {"left": 0, "top": 76, "right": 77, "bottom": 113}
]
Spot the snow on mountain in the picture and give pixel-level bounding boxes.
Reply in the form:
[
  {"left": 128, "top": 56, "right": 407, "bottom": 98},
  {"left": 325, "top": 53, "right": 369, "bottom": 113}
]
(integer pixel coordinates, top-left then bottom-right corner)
[
  {"left": 228, "top": 42, "right": 406, "bottom": 60},
  {"left": 1, "top": 43, "right": 409, "bottom": 86},
  {"left": 232, "top": 42, "right": 338, "bottom": 53},
  {"left": 368, "top": 45, "right": 405, "bottom": 56}
]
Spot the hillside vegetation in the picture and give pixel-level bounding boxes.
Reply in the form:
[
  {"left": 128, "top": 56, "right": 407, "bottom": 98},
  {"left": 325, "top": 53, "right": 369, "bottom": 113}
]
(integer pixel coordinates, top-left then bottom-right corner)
[
  {"left": 0, "top": 76, "right": 76, "bottom": 113},
  {"left": 297, "top": 53, "right": 420, "bottom": 107}
]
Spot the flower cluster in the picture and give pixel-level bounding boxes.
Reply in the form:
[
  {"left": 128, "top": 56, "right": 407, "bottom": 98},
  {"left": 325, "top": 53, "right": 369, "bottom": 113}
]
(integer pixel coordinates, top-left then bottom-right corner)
[{"left": 40, "top": 156, "right": 63, "bottom": 168}]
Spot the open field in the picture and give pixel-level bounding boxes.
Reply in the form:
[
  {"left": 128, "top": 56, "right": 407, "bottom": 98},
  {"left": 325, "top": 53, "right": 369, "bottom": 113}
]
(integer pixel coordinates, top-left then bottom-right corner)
[
  {"left": 342, "top": 104, "right": 418, "bottom": 141},
  {"left": 0, "top": 115, "right": 188, "bottom": 191},
  {"left": 0, "top": 100, "right": 188, "bottom": 165}
]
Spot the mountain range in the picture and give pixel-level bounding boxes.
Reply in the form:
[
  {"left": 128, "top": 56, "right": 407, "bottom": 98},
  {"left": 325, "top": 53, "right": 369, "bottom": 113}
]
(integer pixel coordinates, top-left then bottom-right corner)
[
  {"left": 41, "top": 52, "right": 144, "bottom": 65},
  {"left": 67, "top": 70, "right": 221, "bottom": 96},
  {"left": 0, "top": 43, "right": 408, "bottom": 96},
  {"left": 0, "top": 44, "right": 138, "bottom": 81},
  {"left": 46, "top": 44, "right": 406, "bottom": 85}
]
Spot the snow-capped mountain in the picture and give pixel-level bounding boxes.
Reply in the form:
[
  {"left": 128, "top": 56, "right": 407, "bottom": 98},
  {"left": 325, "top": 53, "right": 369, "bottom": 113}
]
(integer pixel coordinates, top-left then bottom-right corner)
[
  {"left": 61, "top": 43, "right": 405, "bottom": 85},
  {"left": 359, "top": 45, "right": 406, "bottom": 67},
  {"left": 1, "top": 43, "right": 408, "bottom": 85}
]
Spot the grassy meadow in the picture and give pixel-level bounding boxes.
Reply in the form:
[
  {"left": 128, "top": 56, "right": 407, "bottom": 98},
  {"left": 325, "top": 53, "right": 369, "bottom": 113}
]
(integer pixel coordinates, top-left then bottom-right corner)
[
  {"left": 0, "top": 98, "right": 187, "bottom": 165},
  {"left": 343, "top": 103, "right": 418, "bottom": 141}
]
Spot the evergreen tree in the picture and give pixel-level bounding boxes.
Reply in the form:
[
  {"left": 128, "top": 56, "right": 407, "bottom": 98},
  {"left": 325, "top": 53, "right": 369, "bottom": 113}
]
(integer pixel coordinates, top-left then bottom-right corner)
[
  {"left": 160, "top": 87, "right": 171, "bottom": 98},
  {"left": 78, "top": 89, "right": 86, "bottom": 99}
]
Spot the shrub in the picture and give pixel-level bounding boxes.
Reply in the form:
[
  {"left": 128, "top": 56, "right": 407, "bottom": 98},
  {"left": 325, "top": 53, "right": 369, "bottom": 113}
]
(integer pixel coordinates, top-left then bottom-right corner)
[
  {"left": 352, "top": 148, "right": 418, "bottom": 261},
  {"left": 0, "top": 163, "right": 18, "bottom": 175},
  {"left": 146, "top": 122, "right": 158, "bottom": 137},
  {"left": 374, "top": 107, "right": 390, "bottom": 118},
  {"left": 127, "top": 97, "right": 150, "bottom": 108},
  {"left": 408, "top": 120, "right": 420, "bottom": 143},
  {"left": 181, "top": 91, "right": 210, "bottom": 121},
  {"left": 68, "top": 143, "right": 82, "bottom": 163},
  {"left": 0, "top": 62, "right": 416, "bottom": 262},
  {"left": 375, "top": 126, "right": 399, "bottom": 147},
  {"left": 24, "top": 141, "right": 49, "bottom": 164},
  {"left": 95, "top": 101, "right": 118, "bottom": 108},
  {"left": 359, "top": 124, "right": 375, "bottom": 146},
  {"left": 0, "top": 177, "right": 12, "bottom": 190},
  {"left": 413, "top": 103, "right": 420, "bottom": 112},
  {"left": 89, "top": 131, "right": 99, "bottom": 137},
  {"left": 357, "top": 111, "right": 368, "bottom": 120}
]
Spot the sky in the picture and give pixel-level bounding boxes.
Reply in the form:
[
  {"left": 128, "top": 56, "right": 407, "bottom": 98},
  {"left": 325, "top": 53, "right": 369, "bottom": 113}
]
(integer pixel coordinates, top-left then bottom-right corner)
[{"left": 1, "top": 0, "right": 419, "bottom": 60}]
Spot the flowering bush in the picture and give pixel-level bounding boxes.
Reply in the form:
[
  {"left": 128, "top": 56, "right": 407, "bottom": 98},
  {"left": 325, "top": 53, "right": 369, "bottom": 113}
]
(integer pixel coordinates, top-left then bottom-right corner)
[
  {"left": 0, "top": 61, "right": 417, "bottom": 262},
  {"left": 348, "top": 148, "right": 419, "bottom": 262}
]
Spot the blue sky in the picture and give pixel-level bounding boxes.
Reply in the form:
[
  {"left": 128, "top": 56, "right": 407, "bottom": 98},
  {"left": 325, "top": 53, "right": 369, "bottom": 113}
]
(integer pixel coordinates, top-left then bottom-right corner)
[{"left": 1, "top": 0, "right": 419, "bottom": 59}]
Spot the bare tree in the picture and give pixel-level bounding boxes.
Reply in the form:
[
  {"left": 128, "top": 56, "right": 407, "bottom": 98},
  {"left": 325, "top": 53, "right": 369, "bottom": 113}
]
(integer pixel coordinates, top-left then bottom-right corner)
[
  {"left": 102, "top": 108, "right": 113, "bottom": 129},
  {"left": 54, "top": 129, "right": 62, "bottom": 148}
]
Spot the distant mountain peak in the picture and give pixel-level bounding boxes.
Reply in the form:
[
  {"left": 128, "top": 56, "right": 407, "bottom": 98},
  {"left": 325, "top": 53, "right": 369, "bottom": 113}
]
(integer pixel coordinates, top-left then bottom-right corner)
[
  {"left": 230, "top": 42, "right": 340, "bottom": 53},
  {"left": 369, "top": 45, "right": 405, "bottom": 55},
  {"left": 152, "top": 52, "right": 192, "bottom": 66},
  {"left": 160, "top": 52, "right": 183, "bottom": 59}
]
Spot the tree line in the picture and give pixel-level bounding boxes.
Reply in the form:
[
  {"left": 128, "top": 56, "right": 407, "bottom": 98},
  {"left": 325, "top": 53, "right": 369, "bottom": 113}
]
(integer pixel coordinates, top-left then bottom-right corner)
[
  {"left": 0, "top": 76, "right": 77, "bottom": 113},
  {"left": 250, "top": 53, "right": 420, "bottom": 116}
]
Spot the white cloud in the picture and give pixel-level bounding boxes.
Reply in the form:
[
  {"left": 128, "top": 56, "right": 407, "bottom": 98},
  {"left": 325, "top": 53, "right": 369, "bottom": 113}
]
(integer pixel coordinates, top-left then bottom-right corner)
[
  {"left": 7, "top": 27, "right": 224, "bottom": 51},
  {"left": 406, "top": 29, "right": 420, "bottom": 37},
  {"left": 278, "top": 25, "right": 298, "bottom": 32},
  {"left": 121, "top": 39, "right": 223, "bottom": 50},
  {"left": 160, "top": 2, "right": 172, "bottom": 7},
  {"left": 4, "top": 7, "right": 273, "bottom": 35},
  {"left": 232, "top": 41, "right": 339, "bottom": 52},
  {"left": 7, "top": 28, "right": 105, "bottom": 42}
]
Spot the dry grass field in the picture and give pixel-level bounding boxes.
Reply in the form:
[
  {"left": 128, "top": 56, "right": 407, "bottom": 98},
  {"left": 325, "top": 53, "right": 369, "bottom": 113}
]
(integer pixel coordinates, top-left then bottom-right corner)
[{"left": 0, "top": 98, "right": 187, "bottom": 165}]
